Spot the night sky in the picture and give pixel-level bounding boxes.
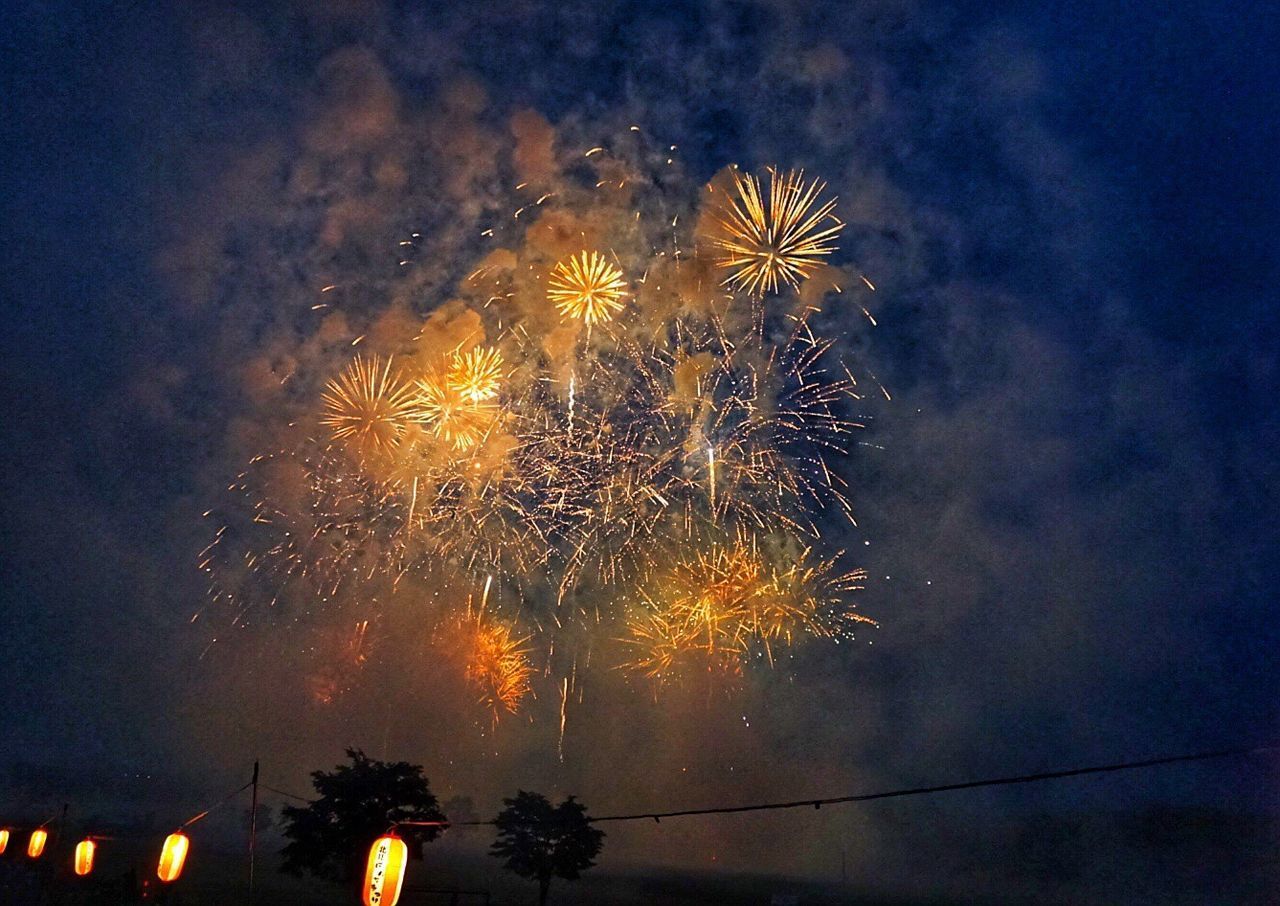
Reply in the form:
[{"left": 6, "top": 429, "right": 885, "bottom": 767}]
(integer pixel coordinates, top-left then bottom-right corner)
[{"left": 2, "top": 0, "right": 1277, "bottom": 899}]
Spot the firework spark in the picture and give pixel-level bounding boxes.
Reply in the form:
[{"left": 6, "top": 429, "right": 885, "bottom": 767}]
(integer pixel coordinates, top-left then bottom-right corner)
[
  {"left": 706, "top": 167, "right": 844, "bottom": 297},
  {"left": 547, "top": 250, "right": 628, "bottom": 325},
  {"left": 320, "top": 355, "right": 417, "bottom": 455}
]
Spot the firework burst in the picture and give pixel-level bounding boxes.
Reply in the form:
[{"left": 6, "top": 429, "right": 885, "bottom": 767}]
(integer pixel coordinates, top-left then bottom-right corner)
[
  {"left": 705, "top": 166, "right": 844, "bottom": 297},
  {"left": 448, "top": 346, "right": 505, "bottom": 402},
  {"left": 622, "top": 535, "right": 874, "bottom": 681},
  {"left": 203, "top": 136, "right": 883, "bottom": 727},
  {"left": 413, "top": 374, "right": 497, "bottom": 451},
  {"left": 463, "top": 614, "right": 534, "bottom": 719},
  {"left": 320, "top": 355, "right": 417, "bottom": 455},
  {"left": 547, "top": 250, "right": 628, "bottom": 325}
]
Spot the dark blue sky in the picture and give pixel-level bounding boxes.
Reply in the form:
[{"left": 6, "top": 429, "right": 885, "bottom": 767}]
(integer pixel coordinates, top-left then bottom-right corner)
[{"left": 1, "top": 0, "right": 1276, "bottom": 892}]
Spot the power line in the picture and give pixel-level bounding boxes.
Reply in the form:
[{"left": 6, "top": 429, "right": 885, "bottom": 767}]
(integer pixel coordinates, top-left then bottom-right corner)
[
  {"left": 27, "top": 743, "right": 1265, "bottom": 840},
  {"left": 588, "top": 743, "right": 1276, "bottom": 824},
  {"left": 389, "top": 742, "right": 1275, "bottom": 830},
  {"left": 179, "top": 778, "right": 256, "bottom": 829},
  {"left": 259, "top": 783, "right": 309, "bottom": 803}
]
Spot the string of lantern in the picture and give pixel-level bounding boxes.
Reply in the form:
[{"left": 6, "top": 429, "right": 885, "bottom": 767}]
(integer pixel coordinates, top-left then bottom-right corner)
[{"left": 1, "top": 742, "right": 1273, "bottom": 905}]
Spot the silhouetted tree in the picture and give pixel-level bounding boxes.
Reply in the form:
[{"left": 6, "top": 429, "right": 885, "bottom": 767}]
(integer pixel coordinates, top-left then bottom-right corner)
[
  {"left": 490, "top": 791, "right": 604, "bottom": 905},
  {"left": 280, "top": 748, "right": 446, "bottom": 882}
]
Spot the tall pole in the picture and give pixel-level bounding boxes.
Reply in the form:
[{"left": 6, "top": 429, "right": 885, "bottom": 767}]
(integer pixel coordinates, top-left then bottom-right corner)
[{"left": 249, "top": 760, "right": 260, "bottom": 903}]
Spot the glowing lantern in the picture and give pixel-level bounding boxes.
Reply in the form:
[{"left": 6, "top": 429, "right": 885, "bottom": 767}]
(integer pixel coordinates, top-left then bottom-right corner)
[
  {"left": 0, "top": 828, "right": 9, "bottom": 854},
  {"left": 362, "top": 834, "right": 408, "bottom": 906},
  {"left": 74, "top": 839, "right": 96, "bottom": 876},
  {"left": 27, "top": 828, "right": 48, "bottom": 858},
  {"left": 156, "top": 832, "right": 189, "bottom": 883}
]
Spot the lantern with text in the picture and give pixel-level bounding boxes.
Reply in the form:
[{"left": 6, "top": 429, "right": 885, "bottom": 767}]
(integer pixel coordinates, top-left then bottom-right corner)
[
  {"left": 74, "top": 839, "right": 96, "bottom": 876},
  {"left": 0, "top": 828, "right": 9, "bottom": 854},
  {"left": 157, "top": 832, "right": 189, "bottom": 882},
  {"left": 363, "top": 834, "right": 408, "bottom": 906},
  {"left": 27, "top": 828, "right": 48, "bottom": 859}
]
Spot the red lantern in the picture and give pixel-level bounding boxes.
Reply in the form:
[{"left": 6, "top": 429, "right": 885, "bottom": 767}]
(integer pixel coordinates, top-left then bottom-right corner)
[
  {"left": 362, "top": 834, "right": 408, "bottom": 906},
  {"left": 0, "top": 828, "right": 9, "bottom": 854},
  {"left": 27, "top": 828, "right": 48, "bottom": 859},
  {"left": 157, "top": 832, "right": 189, "bottom": 883},
  {"left": 74, "top": 839, "right": 96, "bottom": 876}
]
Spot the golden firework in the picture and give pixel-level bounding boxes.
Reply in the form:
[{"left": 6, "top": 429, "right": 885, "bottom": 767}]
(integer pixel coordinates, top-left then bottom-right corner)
[
  {"left": 622, "top": 606, "right": 742, "bottom": 683},
  {"left": 465, "top": 616, "right": 533, "bottom": 717},
  {"left": 620, "top": 540, "right": 762, "bottom": 682},
  {"left": 706, "top": 166, "right": 843, "bottom": 296},
  {"left": 670, "top": 542, "right": 761, "bottom": 650},
  {"left": 207, "top": 144, "right": 882, "bottom": 715},
  {"left": 623, "top": 536, "right": 874, "bottom": 678},
  {"left": 413, "top": 375, "right": 496, "bottom": 451},
  {"left": 750, "top": 549, "right": 875, "bottom": 664},
  {"left": 448, "top": 346, "right": 505, "bottom": 402},
  {"left": 547, "top": 250, "right": 627, "bottom": 325},
  {"left": 320, "top": 355, "right": 417, "bottom": 455}
]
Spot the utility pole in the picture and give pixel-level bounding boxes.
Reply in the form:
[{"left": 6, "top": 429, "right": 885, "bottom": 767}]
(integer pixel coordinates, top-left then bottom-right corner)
[{"left": 249, "top": 760, "right": 260, "bottom": 903}]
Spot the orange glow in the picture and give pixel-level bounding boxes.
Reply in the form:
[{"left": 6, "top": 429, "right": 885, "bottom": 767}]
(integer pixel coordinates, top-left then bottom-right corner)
[
  {"left": 74, "top": 839, "right": 96, "bottom": 876},
  {"left": 156, "top": 832, "right": 189, "bottom": 883},
  {"left": 362, "top": 834, "right": 408, "bottom": 906},
  {"left": 27, "top": 828, "right": 48, "bottom": 858},
  {"left": 0, "top": 828, "right": 9, "bottom": 854}
]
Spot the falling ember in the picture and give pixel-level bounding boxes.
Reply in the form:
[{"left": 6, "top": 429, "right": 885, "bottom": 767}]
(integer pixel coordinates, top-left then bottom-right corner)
[
  {"left": 321, "top": 355, "right": 417, "bottom": 455},
  {"left": 547, "top": 250, "right": 628, "bottom": 325},
  {"left": 706, "top": 166, "right": 844, "bottom": 297}
]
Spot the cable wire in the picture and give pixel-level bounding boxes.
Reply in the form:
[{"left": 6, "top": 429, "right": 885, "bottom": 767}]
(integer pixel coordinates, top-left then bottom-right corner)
[
  {"left": 260, "top": 783, "right": 310, "bottom": 803},
  {"left": 179, "top": 779, "right": 256, "bottom": 829},
  {"left": 589, "top": 743, "right": 1277, "bottom": 824},
  {"left": 386, "top": 742, "right": 1275, "bottom": 830}
]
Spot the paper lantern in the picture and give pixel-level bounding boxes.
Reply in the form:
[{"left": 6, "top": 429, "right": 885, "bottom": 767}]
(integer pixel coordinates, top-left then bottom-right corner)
[
  {"left": 156, "top": 832, "right": 189, "bottom": 882},
  {"left": 74, "top": 839, "right": 96, "bottom": 876},
  {"left": 27, "top": 828, "right": 48, "bottom": 859},
  {"left": 362, "top": 834, "right": 408, "bottom": 906},
  {"left": 0, "top": 828, "right": 9, "bottom": 854}
]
